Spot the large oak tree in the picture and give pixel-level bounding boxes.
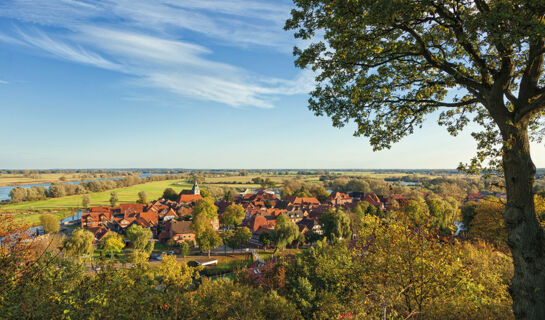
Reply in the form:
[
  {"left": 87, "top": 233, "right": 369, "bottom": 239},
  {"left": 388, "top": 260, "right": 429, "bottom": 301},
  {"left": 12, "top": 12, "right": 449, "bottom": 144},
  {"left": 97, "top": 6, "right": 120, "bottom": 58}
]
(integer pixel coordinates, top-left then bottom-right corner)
[{"left": 285, "top": 0, "right": 545, "bottom": 318}]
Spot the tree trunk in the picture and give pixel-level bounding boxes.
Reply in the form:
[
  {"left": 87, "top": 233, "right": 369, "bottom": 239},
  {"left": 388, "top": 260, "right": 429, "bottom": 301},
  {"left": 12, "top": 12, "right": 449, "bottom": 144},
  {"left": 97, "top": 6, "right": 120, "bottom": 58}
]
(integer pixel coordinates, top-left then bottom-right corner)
[{"left": 501, "top": 121, "right": 545, "bottom": 319}]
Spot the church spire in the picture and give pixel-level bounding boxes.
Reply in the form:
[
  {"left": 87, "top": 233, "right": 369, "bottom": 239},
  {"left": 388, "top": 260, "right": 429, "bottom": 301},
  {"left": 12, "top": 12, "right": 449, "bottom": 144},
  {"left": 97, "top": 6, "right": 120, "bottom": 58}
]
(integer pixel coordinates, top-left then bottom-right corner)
[{"left": 192, "top": 181, "right": 200, "bottom": 195}]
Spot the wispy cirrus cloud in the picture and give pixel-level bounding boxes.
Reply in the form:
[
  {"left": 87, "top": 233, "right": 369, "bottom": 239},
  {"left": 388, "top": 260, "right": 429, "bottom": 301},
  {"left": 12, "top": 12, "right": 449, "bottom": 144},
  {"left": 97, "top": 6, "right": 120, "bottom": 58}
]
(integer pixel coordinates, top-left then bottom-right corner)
[{"left": 0, "top": 0, "right": 312, "bottom": 108}]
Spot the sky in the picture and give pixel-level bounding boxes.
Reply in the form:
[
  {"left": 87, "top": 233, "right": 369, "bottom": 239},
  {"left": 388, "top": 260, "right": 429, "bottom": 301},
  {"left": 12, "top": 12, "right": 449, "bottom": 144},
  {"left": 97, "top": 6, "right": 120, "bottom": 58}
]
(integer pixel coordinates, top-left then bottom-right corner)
[{"left": 0, "top": 0, "right": 543, "bottom": 169}]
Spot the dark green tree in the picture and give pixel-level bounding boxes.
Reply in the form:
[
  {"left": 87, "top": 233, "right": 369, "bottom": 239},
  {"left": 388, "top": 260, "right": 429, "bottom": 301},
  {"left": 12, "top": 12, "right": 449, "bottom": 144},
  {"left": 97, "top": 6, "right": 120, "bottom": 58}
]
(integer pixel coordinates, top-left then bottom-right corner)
[
  {"left": 109, "top": 191, "right": 118, "bottom": 207},
  {"left": 162, "top": 187, "right": 178, "bottom": 201},
  {"left": 286, "top": 3, "right": 545, "bottom": 315},
  {"left": 318, "top": 209, "right": 351, "bottom": 241}
]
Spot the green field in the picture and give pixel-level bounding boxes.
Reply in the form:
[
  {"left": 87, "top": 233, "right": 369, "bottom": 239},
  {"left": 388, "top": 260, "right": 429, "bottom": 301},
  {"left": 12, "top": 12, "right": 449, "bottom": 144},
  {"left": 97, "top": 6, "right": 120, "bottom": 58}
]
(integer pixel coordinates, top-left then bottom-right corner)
[
  {"left": 1, "top": 179, "right": 192, "bottom": 212},
  {"left": 9, "top": 210, "right": 74, "bottom": 227}
]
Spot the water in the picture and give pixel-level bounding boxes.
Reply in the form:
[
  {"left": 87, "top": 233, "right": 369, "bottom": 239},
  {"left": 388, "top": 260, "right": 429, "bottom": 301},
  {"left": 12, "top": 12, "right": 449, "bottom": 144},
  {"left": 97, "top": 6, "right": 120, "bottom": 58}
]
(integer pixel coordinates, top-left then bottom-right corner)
[
  {"left": 0, "top": 173, "right": 162, "bottom": 202},
  {"left": 385, "top": 180, "right": 422, "bottom": 186}
]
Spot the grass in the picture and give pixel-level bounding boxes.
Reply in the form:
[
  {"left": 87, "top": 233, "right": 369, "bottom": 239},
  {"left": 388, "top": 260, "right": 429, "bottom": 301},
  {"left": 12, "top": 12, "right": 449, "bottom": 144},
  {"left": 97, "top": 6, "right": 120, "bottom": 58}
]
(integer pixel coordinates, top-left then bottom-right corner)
[
  {"left": 0, "top": 179, "right": 192, "bottom": 212},
  {"left": 8, "top": 210, "right": 74, "bottom": 227}
]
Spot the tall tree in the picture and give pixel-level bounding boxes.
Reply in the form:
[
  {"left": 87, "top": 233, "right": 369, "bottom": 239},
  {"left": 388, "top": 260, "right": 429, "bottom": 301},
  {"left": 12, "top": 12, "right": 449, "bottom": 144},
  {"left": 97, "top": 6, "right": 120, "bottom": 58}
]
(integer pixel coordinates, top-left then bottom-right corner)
[
  {"left": 125, "top": 224, "right": 153, "bottom": 251},
  {"left": 109, "top": 191, "right": 118, "bottom": 207},
  {"left": 81, "top": 194, "right": 90, "bottom": 209},
  {"left": 193, "top": 197, "right": 218, "bottom": 221},
  {"left": 40, "top": 214, "right": 60, "bottom": 234},
  {"left": 197, "top": 227, "right": 222, "bottom": 257},
  {"left": 272, "top": 214, "right": 300, "bottom": 253},
  {"left": 318, "top": 209, "right": 351, "bottom": 241},
  {"left": 285, "top": 2, "right": 545, "bottom": 316},
  {"left": 63, "top": 228, "right": 94, "bottom": 260},
  {"left": 220, "top": 204, "right": 245, "bottom": 229}
]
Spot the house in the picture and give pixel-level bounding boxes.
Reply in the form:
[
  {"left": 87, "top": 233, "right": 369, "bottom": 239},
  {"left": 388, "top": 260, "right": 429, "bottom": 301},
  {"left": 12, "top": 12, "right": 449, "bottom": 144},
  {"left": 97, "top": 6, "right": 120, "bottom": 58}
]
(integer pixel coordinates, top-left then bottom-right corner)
[
  {"left": 87, "top": 225, "right": 110, "bottom": 242},
  {"left": 327, "top": 192, "right": 352, "bottom": 206},
  {"left": 164, "top": 220, "right": 196, "bottom": 244},
  {"left": 283, "top": 196, "right": 321, "bottom": 206},
  {"left": 249, "top": 214, "right": 277, "bottom": 233},
  {"left": 81, "top": 210, "right": 113, "bottom": 229},
  {"left": 285, "top": 210, "right": 305, "bottom": 223},
  {"left": 297, "top": 217, "right": 322, "bottom": 235},
  {"left": 363, "top": 193, "right": 385, "bottom": 210}
]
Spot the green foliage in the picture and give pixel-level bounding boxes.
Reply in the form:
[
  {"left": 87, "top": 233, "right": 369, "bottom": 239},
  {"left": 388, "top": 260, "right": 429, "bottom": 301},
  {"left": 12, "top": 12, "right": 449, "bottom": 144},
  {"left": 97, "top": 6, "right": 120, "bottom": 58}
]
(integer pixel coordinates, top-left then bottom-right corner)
[
  {"left": 109, "top": 191, "right": 118, "bottom": 207},
  {"left": 425, "top": 195, "right": 458, "bottom": 234},
  {"left": 102, "top": 232, "right": 125, "bottom": 259},
  {"left": 220, "top": 204, "right": 245, "bottom": 228},
  {"left": 193, "top": 197, "right": 218, "bottom": 221},
  {"left": 191, "top": 280, "right": 302, "bottom": 319},
  {"left": 158, "top": 255, "right": 199, "bottom": 291},
  {"left": 318, "top": 209, "right": 351, "bottom": 240},
  {"left": 197, "top": 228, "right": 222, "bottom": 257},
  {"left": 162, "top": 187, "right": 178, "bottom": 201},
  {"left": 200, "top": 188, "right": 211, "bottom": 198},
  {"left": 468, "top": 199, "right": 507, "bottom": 246},
  {"left": 285, "top": 0, "right": 545, "bottom": 172},
  {"left": 81, "top": 194, "right": 90, "bottom": 209},
  {"left": 179, "top": 241, "right": 191, "bottom": 257},
  {"left": 272, "top": 214, "right": 300, "bottom": 252},
  {"left": 125, "top": 224, "right": 152, "bottom": 251},
  {"left": 462, "top": 201, "right": 479, "bottom": 228},
  {"left": 40, "top": 213, "right": 60, "bottom": 234},
  {"left": 63, "top": 228, "right": 94, "bottom": 260},
  {"left": 137, "top": 191, "right": 148, "bottom": 204}
]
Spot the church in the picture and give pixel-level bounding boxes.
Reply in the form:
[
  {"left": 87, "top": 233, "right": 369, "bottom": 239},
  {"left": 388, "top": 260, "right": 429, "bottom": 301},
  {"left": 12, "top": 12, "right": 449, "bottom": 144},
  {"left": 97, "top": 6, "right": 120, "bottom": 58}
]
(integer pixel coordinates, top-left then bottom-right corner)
[{"left": 177, "top": 181, "right": 203, "bottom": 204}]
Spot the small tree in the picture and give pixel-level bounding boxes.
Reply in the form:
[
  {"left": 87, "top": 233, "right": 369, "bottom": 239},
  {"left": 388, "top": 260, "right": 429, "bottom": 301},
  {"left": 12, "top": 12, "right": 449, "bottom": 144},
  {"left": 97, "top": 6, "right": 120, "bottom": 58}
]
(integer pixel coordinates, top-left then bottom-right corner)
[
  {"left": 109, "top": 191, "right": 118, "bottom": 207},
  {"left": 102, "top": 232, "right": 124, "bottom": 260},
  {"left": 137, "top": 191, "right": 147, "bottom": 204},
  {"left": 179, "top": 241, "right": 191, "bottom": 257},
  {"left": 40, "top": 214, "right": 60, "bottom": 234},
  {"left": 166, "top": 238, "right": 176, "bottom": 249},
  {"left": 234, "top": 227, "right": 252, "bottom": 249},
  {"left": 197, "top": 227, "right": 222, "bottom": 258},
  {"left": 81, "top": 195, "right": 90, "bottom": 209},
  {"left": 162, "top": 188, "right": 178, "bottom": 201}
]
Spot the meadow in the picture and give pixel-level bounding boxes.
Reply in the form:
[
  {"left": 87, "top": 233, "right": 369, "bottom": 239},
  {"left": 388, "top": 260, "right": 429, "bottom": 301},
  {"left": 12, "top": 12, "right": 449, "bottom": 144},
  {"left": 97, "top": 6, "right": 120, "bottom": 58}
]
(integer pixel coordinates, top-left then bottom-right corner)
[{"left": 1, "top": 179, "right": 193, "bottom": 212}]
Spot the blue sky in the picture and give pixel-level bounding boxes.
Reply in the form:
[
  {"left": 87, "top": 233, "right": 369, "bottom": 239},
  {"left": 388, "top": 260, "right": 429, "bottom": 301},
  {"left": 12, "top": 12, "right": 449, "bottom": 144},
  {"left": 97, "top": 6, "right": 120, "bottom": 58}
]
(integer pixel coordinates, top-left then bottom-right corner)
[{"left": 0, "top": 0, "right": 543, "bottom": 169}]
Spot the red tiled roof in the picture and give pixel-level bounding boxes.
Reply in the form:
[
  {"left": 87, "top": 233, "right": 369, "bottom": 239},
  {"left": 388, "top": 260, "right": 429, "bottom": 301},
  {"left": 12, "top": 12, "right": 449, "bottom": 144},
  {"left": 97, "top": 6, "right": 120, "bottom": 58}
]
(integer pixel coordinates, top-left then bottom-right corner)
[{"left": 178, "top": 194, "right": 203, "bottom": 203}]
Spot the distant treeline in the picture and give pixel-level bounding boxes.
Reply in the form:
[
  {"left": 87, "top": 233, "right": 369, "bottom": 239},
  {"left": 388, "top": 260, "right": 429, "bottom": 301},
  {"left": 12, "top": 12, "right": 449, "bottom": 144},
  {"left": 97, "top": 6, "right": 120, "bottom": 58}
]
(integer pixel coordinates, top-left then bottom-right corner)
[{"left": 8, "top": 174, "right": 184, "bottom": 203}]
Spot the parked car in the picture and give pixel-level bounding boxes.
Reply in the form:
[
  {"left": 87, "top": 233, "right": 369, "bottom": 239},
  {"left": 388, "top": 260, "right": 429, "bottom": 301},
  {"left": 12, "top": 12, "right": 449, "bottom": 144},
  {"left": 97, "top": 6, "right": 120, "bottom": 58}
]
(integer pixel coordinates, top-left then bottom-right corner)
[
  {"left": 187, "top": 260, "right": 218, "bottom": 267},
  {"left": 167, "top": 250, "right": 175, "bottom": 255},
  {"left": 150, "top": 254, "right": 162, "bottom": 261}
]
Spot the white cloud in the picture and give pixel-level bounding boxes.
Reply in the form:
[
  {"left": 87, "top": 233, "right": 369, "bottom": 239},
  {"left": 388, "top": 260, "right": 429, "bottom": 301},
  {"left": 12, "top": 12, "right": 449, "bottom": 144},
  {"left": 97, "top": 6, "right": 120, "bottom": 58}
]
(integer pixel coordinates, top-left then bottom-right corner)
[{"left": 0, "top": 0, "right": 314, "bottom": 108}]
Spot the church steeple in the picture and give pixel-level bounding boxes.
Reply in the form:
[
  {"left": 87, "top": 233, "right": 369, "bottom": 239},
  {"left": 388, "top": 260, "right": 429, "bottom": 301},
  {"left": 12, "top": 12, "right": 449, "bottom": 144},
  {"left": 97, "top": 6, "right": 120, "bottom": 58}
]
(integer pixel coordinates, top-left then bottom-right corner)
[{"left": 192, "top": 181, "right": 200, "bottom": 195}]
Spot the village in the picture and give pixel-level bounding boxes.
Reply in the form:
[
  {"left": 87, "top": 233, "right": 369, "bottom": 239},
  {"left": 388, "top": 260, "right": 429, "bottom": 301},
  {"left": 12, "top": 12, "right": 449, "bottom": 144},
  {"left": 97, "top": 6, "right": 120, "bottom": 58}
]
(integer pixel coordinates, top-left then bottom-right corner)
[{"left": 79, "top": 179, "right": 505, "bottom": 256}]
